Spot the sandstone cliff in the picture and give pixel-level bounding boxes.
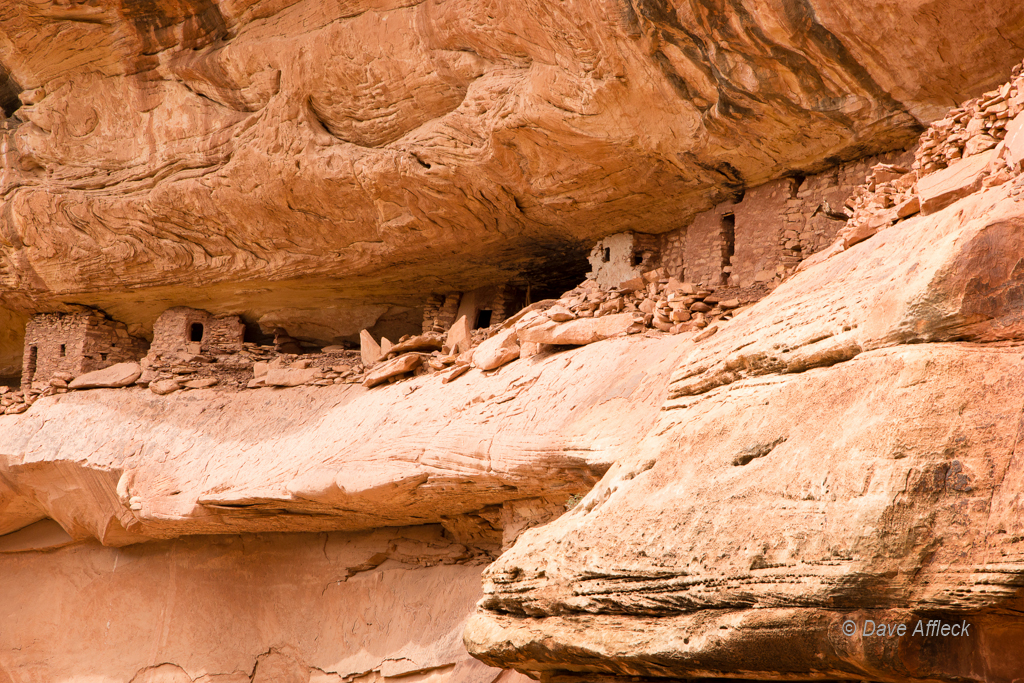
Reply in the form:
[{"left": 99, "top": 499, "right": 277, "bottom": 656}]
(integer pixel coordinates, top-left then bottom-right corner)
[{"left": 4, "top": 2, "right": 1024, "bottom": 683}]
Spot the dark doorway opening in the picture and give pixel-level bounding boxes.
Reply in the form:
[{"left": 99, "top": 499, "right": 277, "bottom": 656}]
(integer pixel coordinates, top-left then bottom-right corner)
[
  {"left": 475, "top": 310, "right": 493, "bottom": 329},
  {"left": 602, "top": 247, "right": 611, "bottom": 263},
  {"left": 720, "top": 214, "right": 736, "bottom": 286},
  {"left": 59, "top": 344, "right": 66, "bottom": 357},
  {"left": 189, "top": 323, "right": 205, "bottom": 342}
]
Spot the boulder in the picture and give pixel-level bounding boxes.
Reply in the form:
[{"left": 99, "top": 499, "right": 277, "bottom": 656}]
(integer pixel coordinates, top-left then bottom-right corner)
[
  {"left": 359, "top": 330, "right": 381, "bottom": 367},
  {"left": 149, "top": 379, "right": 181, "bottom": 395},
  {"left": 265, "top": 367, "right": 321, "bottom": 387},
  {"left": 472, "top": 327, "right": 521, "bottom": 371},
  {"left": 68, "top": 363, "right": 142, "bottom": 390},
  {"left": 919, "top": 149, "right": 997, "bottom": 215},
  {"left": 546, "top": 305, "right": 575, "bottom": 322},
  {"left": 386, "top": 333, "right": 444, "bottom": 356},
  {"left": 184, "top": 378, "right": 218, "bottom": 389},
  {"left": 445, "top": 315, "right": 473, "bottom": 355},
  {"left": 362, "top": 354, "right": 423, "bottom": 388},
  {"left": 518, "top": 313, "right": 636, "bottom": 346}
]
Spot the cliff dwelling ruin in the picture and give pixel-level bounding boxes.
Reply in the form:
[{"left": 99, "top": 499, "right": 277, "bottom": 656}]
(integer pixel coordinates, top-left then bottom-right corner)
[
  {"left": 148, "top": 307, "right": 246, "bottom": 359},
  {"left": 20, "top": 310, "right": 147, "bottom": 391},
  {"left": 3, "top": 2, "right": 1024, "bottom": 682}
]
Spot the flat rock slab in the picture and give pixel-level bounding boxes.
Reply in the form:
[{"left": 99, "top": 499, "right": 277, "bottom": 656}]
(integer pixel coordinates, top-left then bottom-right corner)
[
  {"left": 68, "top": 362, "right": 142, "bottom": 389},
  {"left": 519, "top": 313, "right": 635, "bottom": 346},
  {"left": 265, "top": 367, "right": 320, "bottom": 387},
  {"left": 919, "top": 149, "right": 996, "bottom": 215},
  {"left": 362, "top": 353, "right": 422, "bottom": 387}
]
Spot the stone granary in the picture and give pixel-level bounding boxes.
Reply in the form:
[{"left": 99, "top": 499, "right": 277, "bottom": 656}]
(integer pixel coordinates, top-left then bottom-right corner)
[
  {"left": 147, "top": 307, "right": 245, "bottom": 359},
  {"left": 586, "top": 232, "right": 660, "bottom": 289},
  {"left": 21, "top": 309, "right": 148, "bottom": 390}
]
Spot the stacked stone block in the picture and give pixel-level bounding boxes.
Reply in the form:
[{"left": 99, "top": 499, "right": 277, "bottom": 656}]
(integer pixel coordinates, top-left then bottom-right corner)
[
  {"left": 655, "top": 149, "right": 915, "bottom": 287},
  {"left": 422, "top": 293, "right": 462, "bottom": 334}
]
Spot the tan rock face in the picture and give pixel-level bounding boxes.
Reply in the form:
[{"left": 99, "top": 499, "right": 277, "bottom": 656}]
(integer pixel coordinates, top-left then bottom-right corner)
[
  {"left": 0, "top": 528, "right": 530, "bottom": 683},
  {"left": 2, "top": 0, "right": 1024, "bottom": 370},
  {"left": 465, "top": 181, "right": 1024, "bottom": 682}
]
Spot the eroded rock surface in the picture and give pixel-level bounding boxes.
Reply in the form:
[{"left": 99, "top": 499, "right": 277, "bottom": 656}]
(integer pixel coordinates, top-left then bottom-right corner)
[
  {"left": 0, "top": 527, "right": 531, "bottom": 683},
  {"left": 465, "top": 180, "right": 1024, "bottom": 682},
  {"left": 2, "top": 0, "right": 1024, "bottom": 371}
]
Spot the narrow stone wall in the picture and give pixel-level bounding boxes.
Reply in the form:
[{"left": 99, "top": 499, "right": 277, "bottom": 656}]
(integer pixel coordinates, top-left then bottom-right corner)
[{"left": 424, "top": 284, "right": 524, "bottom": 334}]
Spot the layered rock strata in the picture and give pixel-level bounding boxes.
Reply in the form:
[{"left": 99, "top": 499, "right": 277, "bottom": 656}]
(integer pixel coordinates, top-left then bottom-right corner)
[
  {"left": 0, "top": 326, "right": 684, "bottom": 681},
  {"left": 0, "top": 528, "right": 532, "bottom": 683}
]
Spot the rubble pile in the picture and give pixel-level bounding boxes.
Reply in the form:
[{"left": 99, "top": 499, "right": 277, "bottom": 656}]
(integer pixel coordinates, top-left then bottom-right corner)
[
  {"left": 838, "top": 59, "right": 1024, "bottom": 249},
  {"left": 353, "top": 270, "right": 770, "bottom": 388},
  {"left": 1, "top": 385, "right": 31, "bottom": 414}
]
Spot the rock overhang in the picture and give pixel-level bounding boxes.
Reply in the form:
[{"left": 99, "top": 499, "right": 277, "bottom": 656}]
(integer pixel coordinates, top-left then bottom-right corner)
[{"left": 3, "top": 0, "right": 1024, "bottom": 370}]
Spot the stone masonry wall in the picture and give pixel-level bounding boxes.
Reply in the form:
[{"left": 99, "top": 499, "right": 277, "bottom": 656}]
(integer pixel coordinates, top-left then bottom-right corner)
[
  {"left": 148, "top": 307, "right": 244, "bottom": 359},
  {"left": 22, "top": 310, "right": 147, "bottom": 389},
  {"left": 657, "top": 149, "right": 916, "bottom": 288}
]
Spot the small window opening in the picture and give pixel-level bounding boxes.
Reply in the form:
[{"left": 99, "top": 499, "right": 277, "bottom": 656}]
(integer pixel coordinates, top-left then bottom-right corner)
[
  {"left": 25, "top": 345, "right": 37, "bottom": 384},
  {"left": 602, "top": 247, "right": 611, "bottom": 263},
  {"left": 475, "top": 310, "right": 493, "bottom": 329},
  {"left": 632, "top": 253, "right": 644, "bottom": 267},
  {"left": 189, "top": 322, "right": 204, "bottom": 342},
  {"left": 720, "top": 214, "right": 736, "bottom": 286},
  {"left": 788, "top": 174, "right": 806, "bottom": 198},
  {"left": 100, "top": 353, "right": 108, "bottom": 361},
  {"left": 59, "top": 344, "right": 66, "bottom": 357}
]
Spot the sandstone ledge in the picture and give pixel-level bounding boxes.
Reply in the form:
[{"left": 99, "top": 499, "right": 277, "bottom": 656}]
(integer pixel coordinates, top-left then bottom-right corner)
[{"left": 0, "top": 333, "right": 684, "bottom": 545}]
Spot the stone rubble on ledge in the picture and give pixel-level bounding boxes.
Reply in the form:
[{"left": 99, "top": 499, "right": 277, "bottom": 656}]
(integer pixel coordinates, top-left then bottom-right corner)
[{"left": 832, "top": 58, "right": 1024, "bottom": 252}]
